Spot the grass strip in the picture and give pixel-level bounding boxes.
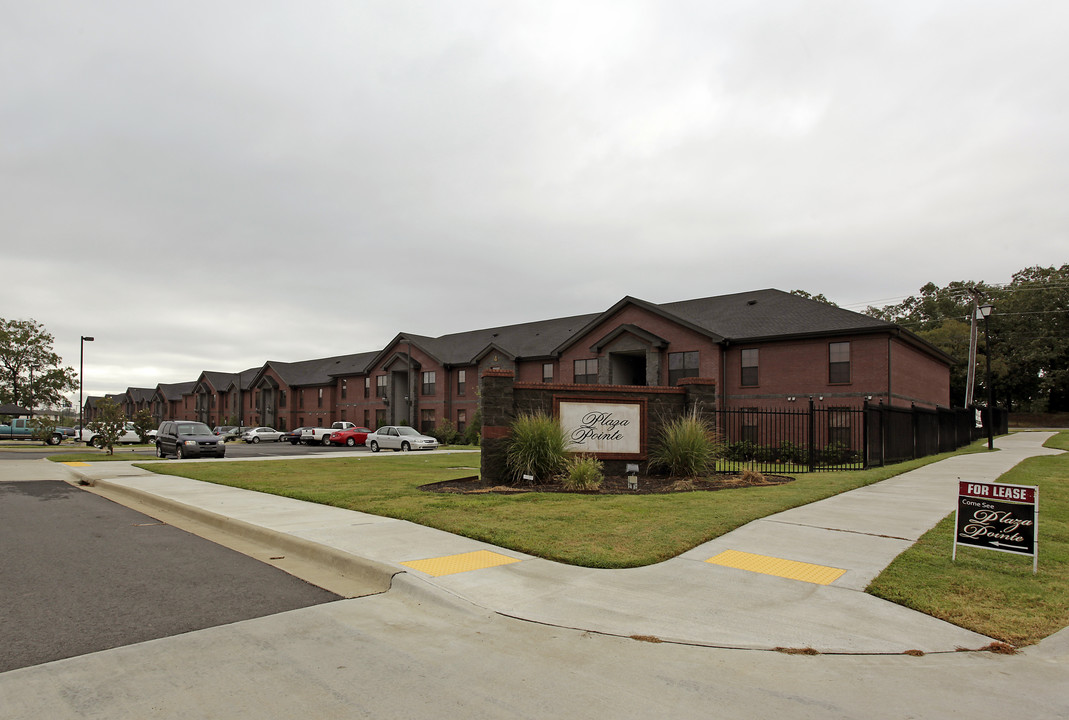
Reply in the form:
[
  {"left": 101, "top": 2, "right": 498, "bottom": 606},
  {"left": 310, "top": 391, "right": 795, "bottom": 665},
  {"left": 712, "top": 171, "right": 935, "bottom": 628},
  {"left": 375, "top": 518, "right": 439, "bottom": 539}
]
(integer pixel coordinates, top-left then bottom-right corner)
[
  {"left": 130, "top": 440, "right": 990, "bottom": 569},
  {"left": 867, "top": 431, "right": 1069, "bottom": 646}
]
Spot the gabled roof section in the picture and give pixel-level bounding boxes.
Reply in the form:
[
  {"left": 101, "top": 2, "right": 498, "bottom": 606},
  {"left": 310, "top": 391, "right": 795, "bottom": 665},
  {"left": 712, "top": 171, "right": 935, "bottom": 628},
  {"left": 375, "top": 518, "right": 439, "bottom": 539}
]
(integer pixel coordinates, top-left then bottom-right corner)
[
  {"left": 198, "top": 371, "right": 238, "bottom": 392},
  {"left": 591, "top": 324, "right": 670, "bottom": 353},
  {"left": 660, "top": 289, "right": 892, "bottom": 342},
  {"left": 365, "top": 334, "right": 444, "bottom": 374},
  {"left": 124, "top": 387, "right": 155, "bottom": 404},
  {"left": 554, "top": 296, "right": 722, "bottom": 356},
  {"left": 260, "top": 352, "right": 377, "bottom": 387},
  {"left": 431, "top": 313, "right": 601, "bottom": 365},
  {"left": 155, "top": 381, "right": 196, "bottom": 401}
]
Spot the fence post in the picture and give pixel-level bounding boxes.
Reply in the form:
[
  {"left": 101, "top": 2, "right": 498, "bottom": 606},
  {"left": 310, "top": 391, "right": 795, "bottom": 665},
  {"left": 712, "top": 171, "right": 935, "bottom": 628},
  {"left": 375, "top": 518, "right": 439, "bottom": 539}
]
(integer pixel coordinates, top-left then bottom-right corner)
[
  {"left": 807, "top": 397, "right": 816, "bottom": 472},
  {"left": 862, "top": 399, "right": 869, "bottom": 469}
]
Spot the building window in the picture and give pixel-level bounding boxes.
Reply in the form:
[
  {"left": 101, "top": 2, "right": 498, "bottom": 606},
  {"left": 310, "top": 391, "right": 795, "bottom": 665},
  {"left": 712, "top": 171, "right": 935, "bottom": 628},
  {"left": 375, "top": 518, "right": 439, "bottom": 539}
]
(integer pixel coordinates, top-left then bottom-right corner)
[
  {"left": 340, "top": 409, "right": 346, "bottom": 421},
  {"left": 457, "top": 370, "right": 466, "bottom": 396},
  {"left": 317, "top": 388, "right": 323, "bottom": 408},
  {"left": 421, "top": 409, "right": 435, "bottom": 433},
  {"left": 299, "top": 391, "right": 304, "bottom": 409},
  {"left": 668, "top": 351, "right": 699, "bottom": 385},
  {"left": 422, "top": 371, "right": 436, "bottom": 395},
  {"left": 543, "top": 363, "right": 553, "bottom": 383},
  {"left": 741, "top": 407, "right": 759, "bottom": 443},
  {"left": 829, "top": 342, "right": 851, "bottom": 384},
  {"left": 364, "top": 409, "right": 370, "bottom": 427},
  {"left": 376, "top": 375, "right": 387, "bottom": 398},
  {"left": 740, "top": 349, "right": 759, "bottom": 387},
  {"left": 279, "top": 390, "right": 287, "bottom": 408},
  {"left": 364, "top": 377, "right": 370, "bottom": 398},
  {"left": 341, "top": 380, "right": 347, "bottom": 399},
  {"left": 574, "top": 359, "right": 598, "bottom": 384},
  {"left": 457, "top": 409, "right": 467, "bottom": 433},
  {"left": 828, "top": 407, "right": 853, "bottom": 447}
]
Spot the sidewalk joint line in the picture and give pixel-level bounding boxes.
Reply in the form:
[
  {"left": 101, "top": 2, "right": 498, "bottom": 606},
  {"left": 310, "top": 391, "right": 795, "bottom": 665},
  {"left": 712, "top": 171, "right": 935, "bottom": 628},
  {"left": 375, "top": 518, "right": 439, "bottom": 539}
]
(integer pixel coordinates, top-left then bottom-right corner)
[{"left": 763, "top": 519, "right": 913, "bottom": 541}]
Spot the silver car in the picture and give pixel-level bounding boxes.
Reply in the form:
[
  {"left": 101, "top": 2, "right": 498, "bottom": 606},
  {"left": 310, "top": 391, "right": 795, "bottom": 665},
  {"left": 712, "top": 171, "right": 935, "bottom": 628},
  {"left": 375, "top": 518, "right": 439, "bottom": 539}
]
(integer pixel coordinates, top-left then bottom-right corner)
[
  {"left": 366, "top": 426, "right": 439, "bottom": 452},
  {"left": 241, "top": 426, "right": 284, "bottom": 443}
]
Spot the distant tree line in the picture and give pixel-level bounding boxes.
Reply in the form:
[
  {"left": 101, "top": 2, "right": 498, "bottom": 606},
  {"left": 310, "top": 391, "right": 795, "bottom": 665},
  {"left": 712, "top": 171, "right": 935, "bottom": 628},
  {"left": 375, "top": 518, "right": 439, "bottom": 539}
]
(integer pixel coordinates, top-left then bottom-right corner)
[{"left": 863, "top": 264, "right": 1069, "bottom": 413}]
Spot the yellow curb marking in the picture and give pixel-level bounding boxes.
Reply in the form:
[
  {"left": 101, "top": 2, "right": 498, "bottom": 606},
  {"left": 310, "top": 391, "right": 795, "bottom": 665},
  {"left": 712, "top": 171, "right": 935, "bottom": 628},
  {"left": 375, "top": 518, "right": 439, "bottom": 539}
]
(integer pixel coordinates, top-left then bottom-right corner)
[
  {"left": 706, "top": 549, "right": 846, "bottom": 586},
  {"left": 61, "top": 462, "right": 93, "bottom": 467},
  {"left": 401, "top": 550, "right": 522, "bottom": 577}
]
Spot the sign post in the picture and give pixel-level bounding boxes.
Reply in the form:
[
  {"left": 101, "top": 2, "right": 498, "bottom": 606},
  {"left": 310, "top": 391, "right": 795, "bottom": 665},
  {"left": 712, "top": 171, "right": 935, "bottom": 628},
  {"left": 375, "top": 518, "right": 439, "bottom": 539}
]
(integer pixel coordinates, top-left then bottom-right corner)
[{"left": 954, "top": 481, "right": 1038, "bottom": 574}]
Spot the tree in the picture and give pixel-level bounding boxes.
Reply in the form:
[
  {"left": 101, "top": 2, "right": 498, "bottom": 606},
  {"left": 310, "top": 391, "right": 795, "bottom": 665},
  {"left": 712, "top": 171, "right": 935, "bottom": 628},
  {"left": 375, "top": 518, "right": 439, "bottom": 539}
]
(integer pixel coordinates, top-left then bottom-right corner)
[
  {"left": 88, "top": 397, "right": 127, "bottom": 455},
  {"left": 0, "top": 319, "right": 79, "bottom": 415},
  {"left": 865, "top": 265, "right": 1069, "bottom": 412},
  {"left": 789, "top": 290, "right": 838, "bottom": 306},
  {"left": 132, "top": 408, "right": 155, "bottom": 443}
]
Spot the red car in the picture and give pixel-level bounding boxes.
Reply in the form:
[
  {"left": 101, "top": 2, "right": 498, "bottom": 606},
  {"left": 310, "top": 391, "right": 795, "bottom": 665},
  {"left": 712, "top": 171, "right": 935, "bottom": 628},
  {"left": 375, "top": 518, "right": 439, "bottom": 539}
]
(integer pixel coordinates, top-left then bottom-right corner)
[{"left": 328, "top": 426, "right": 372, "bottom": 447}]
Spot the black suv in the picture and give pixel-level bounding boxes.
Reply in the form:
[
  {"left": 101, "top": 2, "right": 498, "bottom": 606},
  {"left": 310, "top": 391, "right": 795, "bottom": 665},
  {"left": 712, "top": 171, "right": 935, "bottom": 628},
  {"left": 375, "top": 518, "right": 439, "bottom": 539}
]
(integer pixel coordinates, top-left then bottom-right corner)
[{"left": 155, "top": 421, "right": 227, "bottom": 459}]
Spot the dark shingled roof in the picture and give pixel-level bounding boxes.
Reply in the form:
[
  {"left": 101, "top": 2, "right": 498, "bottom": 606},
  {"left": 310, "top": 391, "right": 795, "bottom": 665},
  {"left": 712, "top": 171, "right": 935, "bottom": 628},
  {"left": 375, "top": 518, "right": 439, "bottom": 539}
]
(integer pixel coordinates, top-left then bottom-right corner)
[
  {"left": 265, "top": 352, "right": 378, "bottom": 386},
  {"left": 659, "top": 289, "right": 893, "bottom": 342},
  {"left": 156, "top": 382, "right": 196, "bottom": 400}
]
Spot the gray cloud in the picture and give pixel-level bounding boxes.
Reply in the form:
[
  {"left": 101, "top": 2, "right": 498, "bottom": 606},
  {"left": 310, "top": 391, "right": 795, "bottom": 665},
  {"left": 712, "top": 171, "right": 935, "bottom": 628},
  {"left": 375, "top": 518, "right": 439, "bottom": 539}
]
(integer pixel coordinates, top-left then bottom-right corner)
[{"left": 3, "top": 0, "right": 1066, "bottom": 398}]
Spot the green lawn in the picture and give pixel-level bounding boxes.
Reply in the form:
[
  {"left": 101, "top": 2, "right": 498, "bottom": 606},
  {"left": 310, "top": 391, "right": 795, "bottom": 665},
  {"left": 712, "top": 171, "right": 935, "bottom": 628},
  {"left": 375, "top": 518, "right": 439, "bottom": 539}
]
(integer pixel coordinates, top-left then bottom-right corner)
[
  {"left": 867, "top": 431, "right": 1069, "bottom": 646},
  {"left": 133, "top": 441, "right": 991, "bottom": 569},
  {"left": 58, "top": 432, "right": 1064, "bottom": 645}
]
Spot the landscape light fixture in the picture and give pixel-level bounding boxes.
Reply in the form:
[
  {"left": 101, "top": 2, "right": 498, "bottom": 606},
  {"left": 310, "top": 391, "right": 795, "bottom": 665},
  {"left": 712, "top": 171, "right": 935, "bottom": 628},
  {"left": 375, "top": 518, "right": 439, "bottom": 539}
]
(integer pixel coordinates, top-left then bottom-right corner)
[{"left": 79, "top": 336, "right": 94, "bottom": 437}]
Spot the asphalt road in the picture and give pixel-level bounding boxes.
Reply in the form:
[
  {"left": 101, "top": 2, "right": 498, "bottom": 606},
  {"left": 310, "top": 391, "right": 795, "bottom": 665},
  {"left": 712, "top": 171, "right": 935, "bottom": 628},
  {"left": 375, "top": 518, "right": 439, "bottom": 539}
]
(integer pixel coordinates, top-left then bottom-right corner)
[{"left": 0, "top": 479, "right": 340, "bottom": 673}]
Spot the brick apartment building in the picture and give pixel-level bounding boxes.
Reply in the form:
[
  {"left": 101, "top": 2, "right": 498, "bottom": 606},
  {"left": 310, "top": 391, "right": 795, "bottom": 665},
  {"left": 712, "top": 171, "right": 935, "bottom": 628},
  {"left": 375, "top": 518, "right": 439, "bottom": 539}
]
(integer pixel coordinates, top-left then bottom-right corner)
[{"left": 89, "top": 289, "right": 953, "bottom": 433}]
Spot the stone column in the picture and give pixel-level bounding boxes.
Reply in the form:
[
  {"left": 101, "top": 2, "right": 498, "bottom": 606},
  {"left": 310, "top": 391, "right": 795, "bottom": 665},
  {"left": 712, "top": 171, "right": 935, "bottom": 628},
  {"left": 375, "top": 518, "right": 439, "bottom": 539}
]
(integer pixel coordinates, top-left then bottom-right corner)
[{"left": 479, "top": 368, "right": 516, "bottom": 485}]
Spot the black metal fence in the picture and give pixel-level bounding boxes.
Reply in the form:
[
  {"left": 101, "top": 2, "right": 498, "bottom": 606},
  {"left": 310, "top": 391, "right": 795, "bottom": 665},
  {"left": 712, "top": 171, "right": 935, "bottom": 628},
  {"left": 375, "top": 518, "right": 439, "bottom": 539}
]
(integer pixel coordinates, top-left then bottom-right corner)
[{"left": 712, "top": 401, "right": 1007, "bottom": 473}]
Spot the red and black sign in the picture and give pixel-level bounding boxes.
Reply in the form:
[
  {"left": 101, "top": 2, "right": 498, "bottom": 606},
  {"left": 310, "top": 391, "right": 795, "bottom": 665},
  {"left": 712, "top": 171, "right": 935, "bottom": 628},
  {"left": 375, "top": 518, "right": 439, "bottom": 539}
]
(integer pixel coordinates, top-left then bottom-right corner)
[{"left": 955, "top": 481, "right": 1038, "bottom": 559}]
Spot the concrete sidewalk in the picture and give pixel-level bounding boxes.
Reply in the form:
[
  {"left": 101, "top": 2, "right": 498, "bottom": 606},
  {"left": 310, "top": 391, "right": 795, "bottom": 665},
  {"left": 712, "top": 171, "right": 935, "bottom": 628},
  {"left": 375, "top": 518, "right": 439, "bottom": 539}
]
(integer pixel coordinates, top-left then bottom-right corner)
[{"left": 51, "top": 432, "right": 1065, "bottom": 654}]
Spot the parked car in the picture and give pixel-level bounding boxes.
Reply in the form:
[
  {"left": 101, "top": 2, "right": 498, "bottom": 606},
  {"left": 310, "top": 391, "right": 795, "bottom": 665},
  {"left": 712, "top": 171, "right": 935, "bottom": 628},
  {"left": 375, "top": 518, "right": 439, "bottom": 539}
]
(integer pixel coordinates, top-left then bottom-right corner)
[
  {"left": 329, "top": 426, "right": 372, "bottom": 447},
  {"left": 301, "top": 421, "right": 358, "bottom": 446},
  {"left": 80, "top": 421, "right": 141, "bottom": 448},
  {"left": 155, "top": 421, "right": 226, "bottom": 459},
  {"left": 212, "top": 425, "right": 241, "bottom": 441},
  {"left": 279, "top": 427, "right": 313, "bottom": 445},
  {"left": 241, "top": 426, "right": 284, "bottom": 443},
  {"left": 365, "top": 426, "right": 439, "bottom": 452}
]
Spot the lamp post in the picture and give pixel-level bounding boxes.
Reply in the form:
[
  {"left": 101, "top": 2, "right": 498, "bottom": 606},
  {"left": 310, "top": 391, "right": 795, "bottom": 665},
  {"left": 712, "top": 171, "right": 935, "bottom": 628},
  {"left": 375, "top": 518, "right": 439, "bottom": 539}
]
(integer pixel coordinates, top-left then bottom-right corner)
[
  {"left": 977, "top": 305, "right": 994, "bottom": 450},
  {"left": 79, "top": 336, "right": 94, "bottom": 436}
]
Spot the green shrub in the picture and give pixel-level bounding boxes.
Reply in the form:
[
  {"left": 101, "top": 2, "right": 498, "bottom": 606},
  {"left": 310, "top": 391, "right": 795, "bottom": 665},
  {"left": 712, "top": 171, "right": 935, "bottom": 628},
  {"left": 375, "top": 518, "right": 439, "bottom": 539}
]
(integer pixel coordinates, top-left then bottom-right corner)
[
  {"left": 649, "top": 409, "right": 722, "bottom": 479},
  {"left": 429, "top": 418, "right": 460, "bottom": 445},
  {"left": 463, "top": 408, "right": 482, "bottom": 446},
  {"left": 505, "top": 412, "right": 569, "bottom": 484},
  {"left": 559, "top": 454, "right": 604, "bottom": 491}
]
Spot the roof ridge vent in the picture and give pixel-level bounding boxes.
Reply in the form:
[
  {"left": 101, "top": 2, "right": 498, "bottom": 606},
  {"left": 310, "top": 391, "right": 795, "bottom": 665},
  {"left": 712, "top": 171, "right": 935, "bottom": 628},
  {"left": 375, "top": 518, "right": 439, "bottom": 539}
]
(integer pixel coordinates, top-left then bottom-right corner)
[{"left": 747, "top": 299, "right": 758, "bottom": 305}]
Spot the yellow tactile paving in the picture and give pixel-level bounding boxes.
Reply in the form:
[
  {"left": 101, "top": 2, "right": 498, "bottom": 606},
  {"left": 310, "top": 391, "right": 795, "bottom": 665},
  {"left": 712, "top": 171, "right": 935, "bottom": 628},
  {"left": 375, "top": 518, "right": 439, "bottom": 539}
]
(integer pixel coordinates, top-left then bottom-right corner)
[
  {"left": 401, "top": 550, "right": 522, "bottom": 577},
  {"left": 705, "top": 549, "right": 846, "bottom": 586},
  {"left": 61, "top": 462, "right": 92, "bottom": 467}
]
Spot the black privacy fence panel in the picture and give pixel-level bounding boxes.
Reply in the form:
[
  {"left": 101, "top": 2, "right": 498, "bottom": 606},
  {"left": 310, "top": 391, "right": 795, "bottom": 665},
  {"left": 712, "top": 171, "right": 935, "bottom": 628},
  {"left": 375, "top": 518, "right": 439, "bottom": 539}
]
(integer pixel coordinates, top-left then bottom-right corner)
[{"left": 712, "top": 402, "right": 1006, "bottom": 473}]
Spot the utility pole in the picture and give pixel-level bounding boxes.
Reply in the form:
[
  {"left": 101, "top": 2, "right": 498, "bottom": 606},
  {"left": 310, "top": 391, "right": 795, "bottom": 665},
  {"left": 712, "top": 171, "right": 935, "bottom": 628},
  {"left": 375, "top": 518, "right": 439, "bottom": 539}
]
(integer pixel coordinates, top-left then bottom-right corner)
[{"left": 964, "top": 288, "right": 983, "bottom": 408}]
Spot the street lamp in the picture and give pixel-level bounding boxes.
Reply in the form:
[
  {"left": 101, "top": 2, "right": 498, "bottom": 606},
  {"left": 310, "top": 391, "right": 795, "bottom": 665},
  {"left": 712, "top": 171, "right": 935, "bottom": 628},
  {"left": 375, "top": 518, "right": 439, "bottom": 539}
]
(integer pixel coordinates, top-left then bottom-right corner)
[
  {"left": 977, "top": 305, "right": 994, "bottom": 449},
  {"left": 79, "top": 336, "right": 94, "bottom": 437}
]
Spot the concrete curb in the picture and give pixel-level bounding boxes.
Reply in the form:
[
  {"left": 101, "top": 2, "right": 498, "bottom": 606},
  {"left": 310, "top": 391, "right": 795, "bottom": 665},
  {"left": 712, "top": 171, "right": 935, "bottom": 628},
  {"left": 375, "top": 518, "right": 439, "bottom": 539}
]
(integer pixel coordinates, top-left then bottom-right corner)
[{"left": 86, "top": 475, "right": 401, "bottom": 597}]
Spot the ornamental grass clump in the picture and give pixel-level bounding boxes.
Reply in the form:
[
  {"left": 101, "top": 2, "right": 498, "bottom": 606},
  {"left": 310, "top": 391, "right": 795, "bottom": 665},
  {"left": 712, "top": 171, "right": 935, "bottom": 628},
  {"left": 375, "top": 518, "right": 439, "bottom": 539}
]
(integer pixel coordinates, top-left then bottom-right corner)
[
  {"left": 505, "top": 411, "right": 569, "bottom": 484},
  {"left": 648, "top": 409, "right": 722, "bottom": 479},
  {"left": 559, "top": 454, "right": 605, "bottom": 491}
]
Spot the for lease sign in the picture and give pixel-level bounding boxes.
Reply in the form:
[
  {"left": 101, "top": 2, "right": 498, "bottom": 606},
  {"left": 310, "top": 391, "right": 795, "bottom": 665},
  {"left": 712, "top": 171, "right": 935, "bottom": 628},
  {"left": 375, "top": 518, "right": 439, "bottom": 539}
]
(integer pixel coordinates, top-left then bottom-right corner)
[{"left": 954, "top": 481, "right": 1038, "bottom": 569}]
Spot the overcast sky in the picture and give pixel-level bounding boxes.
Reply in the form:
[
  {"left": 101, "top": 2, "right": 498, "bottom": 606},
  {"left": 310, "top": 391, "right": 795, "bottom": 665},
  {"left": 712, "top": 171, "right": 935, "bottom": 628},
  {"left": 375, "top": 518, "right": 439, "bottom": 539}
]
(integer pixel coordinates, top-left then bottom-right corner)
[{"left": 3, "top": 1, "right": 1066, "bottom": 401}]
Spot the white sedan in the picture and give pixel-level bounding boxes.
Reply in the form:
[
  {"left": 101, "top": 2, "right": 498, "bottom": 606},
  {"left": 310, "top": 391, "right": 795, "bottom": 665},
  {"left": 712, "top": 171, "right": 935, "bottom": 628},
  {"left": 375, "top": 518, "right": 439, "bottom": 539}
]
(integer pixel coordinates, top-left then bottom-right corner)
[
  {"left": 366, "top": 426, "right": 439, "bottom": 452},
  {"left": 241, "top": 426, "right": 284, "bottom": 443}
]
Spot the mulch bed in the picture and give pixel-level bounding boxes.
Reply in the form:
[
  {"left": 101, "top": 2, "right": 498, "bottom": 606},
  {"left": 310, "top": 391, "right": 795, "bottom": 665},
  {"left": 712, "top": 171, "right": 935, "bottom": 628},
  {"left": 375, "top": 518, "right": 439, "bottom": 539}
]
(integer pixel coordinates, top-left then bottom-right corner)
[{"left": 420, "top": 472, "right": 793, "bottom": 495}]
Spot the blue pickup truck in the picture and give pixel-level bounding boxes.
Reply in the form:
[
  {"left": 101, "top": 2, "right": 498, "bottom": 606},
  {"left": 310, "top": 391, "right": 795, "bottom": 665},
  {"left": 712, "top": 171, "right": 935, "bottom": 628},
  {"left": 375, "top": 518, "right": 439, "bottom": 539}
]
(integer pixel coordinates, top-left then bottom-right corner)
[{"left": 0, "top": 418, "right": 67, "bottom": 445}]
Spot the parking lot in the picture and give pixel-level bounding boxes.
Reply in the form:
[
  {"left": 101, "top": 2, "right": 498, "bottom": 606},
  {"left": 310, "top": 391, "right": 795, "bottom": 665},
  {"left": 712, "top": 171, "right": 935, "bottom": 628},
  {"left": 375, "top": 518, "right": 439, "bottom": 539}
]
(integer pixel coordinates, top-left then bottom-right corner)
[{"left": 0, "top": 439, "right": 377, "bottom": 461}]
